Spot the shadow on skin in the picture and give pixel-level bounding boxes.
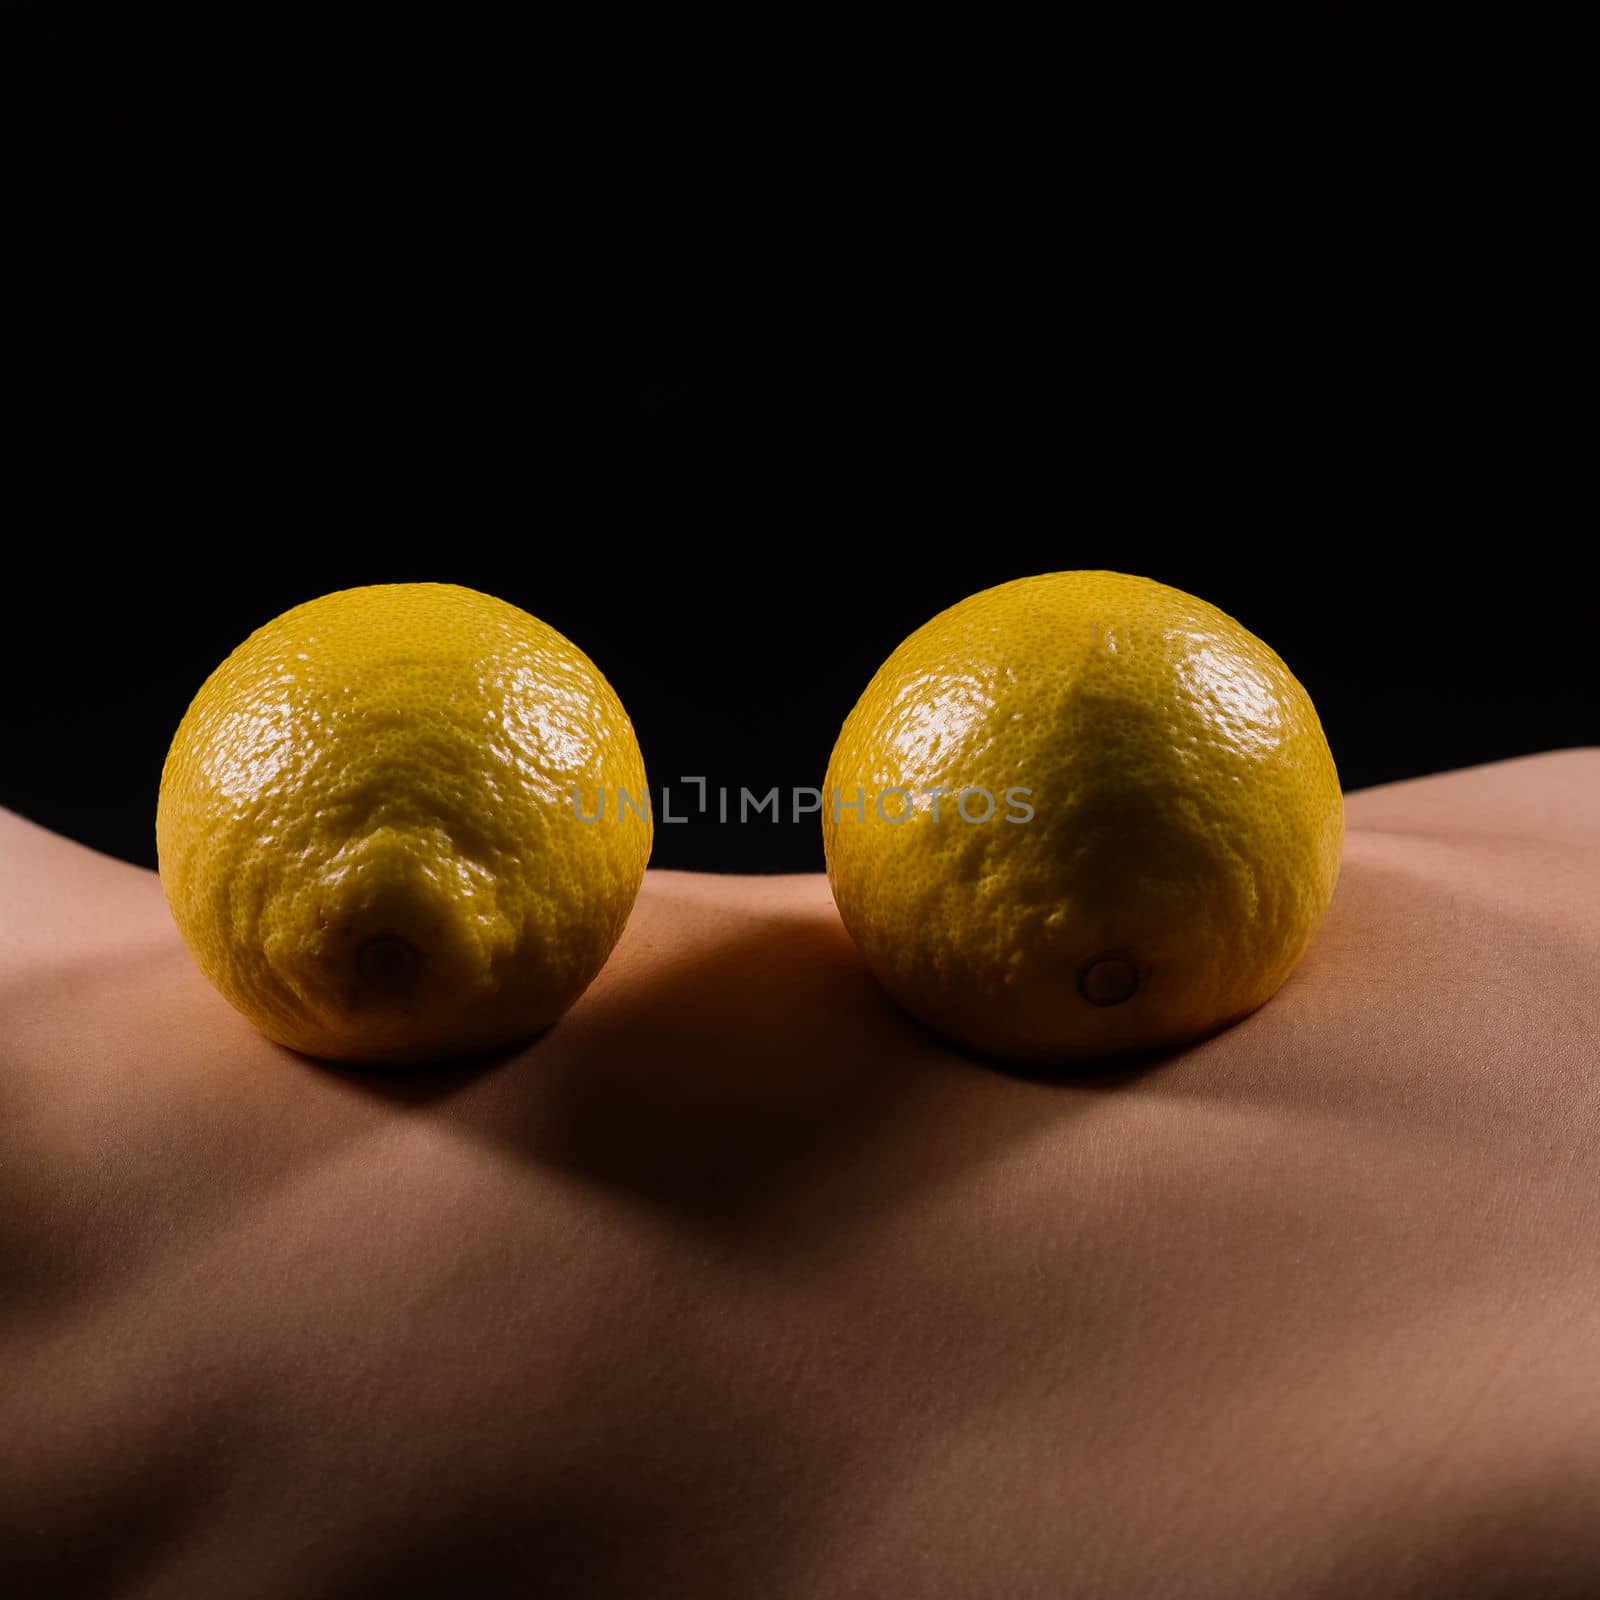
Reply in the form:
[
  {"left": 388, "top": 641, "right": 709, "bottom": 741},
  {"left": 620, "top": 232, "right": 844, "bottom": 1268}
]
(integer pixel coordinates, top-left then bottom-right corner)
[
  {"left": 298, "top": 901, "right": 1178, "bottom": 1252},
  {"left": 298, "top": 1040, "right": 527, "bottom": 1109},
  {"left": 3, "top": 1430, "right": 240, "bottom": 1600}
]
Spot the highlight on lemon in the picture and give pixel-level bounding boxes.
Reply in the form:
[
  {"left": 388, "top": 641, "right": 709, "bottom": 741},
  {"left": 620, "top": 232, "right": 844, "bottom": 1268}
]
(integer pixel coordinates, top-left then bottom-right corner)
[
  {"left": 823, "top": 571, "right": 1344, "bottom": 1065},
  {"left": 157, "top": 583, "right": 651, "bottom": 1065}
]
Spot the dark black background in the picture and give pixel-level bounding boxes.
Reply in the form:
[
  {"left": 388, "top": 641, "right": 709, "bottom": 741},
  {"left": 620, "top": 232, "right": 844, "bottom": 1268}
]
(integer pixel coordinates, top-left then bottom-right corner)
[{"left": 5, "top": 25, "right": 1591, "bottom": 872}]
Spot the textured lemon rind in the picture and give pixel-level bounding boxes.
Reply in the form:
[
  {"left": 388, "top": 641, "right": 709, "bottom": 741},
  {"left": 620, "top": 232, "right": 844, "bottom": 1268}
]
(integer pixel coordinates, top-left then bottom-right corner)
[
  {"left": 823, "top": 571, "right": 1344, "bottom": 1063},
  {"left": 157, "top": 583, "right": 652, "bottom": 1064}
]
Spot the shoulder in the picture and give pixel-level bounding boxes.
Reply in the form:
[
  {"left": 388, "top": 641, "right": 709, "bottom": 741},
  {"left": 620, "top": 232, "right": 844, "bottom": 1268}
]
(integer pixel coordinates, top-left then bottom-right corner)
[
  {"left": 1331, "top": 751, "right": 1598, "bottom": 985},
  {"left": 0, "top": 807, "right": 168, "bottom": 963},
  {"left": 1344, "top": 747, "right": 1599, "bottom": 841}
]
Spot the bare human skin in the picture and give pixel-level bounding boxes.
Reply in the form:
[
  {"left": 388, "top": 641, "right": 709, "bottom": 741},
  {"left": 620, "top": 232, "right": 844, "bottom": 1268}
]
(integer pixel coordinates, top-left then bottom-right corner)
[{"left": 1, "top": 752, "right": 1596, "bottom": 1599}]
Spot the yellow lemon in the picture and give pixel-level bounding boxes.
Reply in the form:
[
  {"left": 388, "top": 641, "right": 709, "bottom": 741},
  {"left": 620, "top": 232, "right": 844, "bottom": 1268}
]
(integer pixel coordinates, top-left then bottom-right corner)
[
  {"left": 823, "top": 571, "right": 1343, "bottom": 1064},
  {"left": 157, "top": 583, "right": 651, "bottom": 1064}
]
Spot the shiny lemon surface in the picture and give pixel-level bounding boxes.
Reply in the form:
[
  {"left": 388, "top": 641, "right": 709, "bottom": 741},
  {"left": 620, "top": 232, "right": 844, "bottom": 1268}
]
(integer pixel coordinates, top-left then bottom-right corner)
[
  {"left": 824, "top": 571, "right": 1343, "bottom": 1064},
  {"left": 158, "top": 583, "right": 651, "bottom": 1063}
]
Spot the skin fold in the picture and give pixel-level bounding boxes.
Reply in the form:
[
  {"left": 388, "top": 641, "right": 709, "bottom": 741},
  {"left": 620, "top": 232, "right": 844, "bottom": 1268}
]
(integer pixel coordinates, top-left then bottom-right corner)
[{"left": 1, "top": 751, "right": 1596, "bottom": 1599}]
